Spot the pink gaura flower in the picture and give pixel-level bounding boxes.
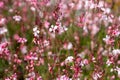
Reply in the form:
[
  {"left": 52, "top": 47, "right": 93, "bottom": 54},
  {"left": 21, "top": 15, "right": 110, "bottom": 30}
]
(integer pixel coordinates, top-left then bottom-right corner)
[
  {"left": 103, "top": 35, "right": 114, "bottom": 45},
  {"left": 57, "top": 75, "right": 71, "bottom": 80},
  {"left": 24, "top": 52, "right": 38, "bottom": 61},
  {"left": 17, "top": 37, "right": 27, "bottom": 43},
  {"left": 13, "top": 15, "right": 22, "bottom": 22}
]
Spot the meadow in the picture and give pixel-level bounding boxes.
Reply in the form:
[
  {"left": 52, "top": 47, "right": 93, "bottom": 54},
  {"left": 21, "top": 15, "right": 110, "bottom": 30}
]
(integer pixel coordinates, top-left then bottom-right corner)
[{"left": 0, "top": 0, "right": 120, "bottom": 80}]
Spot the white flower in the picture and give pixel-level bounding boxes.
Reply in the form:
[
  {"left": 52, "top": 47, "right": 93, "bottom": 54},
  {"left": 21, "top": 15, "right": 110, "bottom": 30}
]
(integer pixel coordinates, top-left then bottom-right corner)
[
  {"left": 67, "top": 42, "right": 73, "bottom": 50},
  {"left": 63, "top": 26, "right": 68, "bottom": 31},
  {"left": 69, "top": 3, "right": 75, "bottom": 8},
  {"left": 65, "top": 56, "right": 74, "bottom": 64},
  {"left": 13, "top": 15, "right": 22, "bottom": 22},
  {"left": 106, "top": 59, "right": 112, "bottom": 66},
  {"left": 91, "top": 25, "right": 99, "bottom": 36},
  {"left": 49, "top": 27, "right": 53, "bottom": 32},
  {"left": 84, "top": 1, "right": 89, "bottom": 8},
  {"left": 39, "top": 11, "right": 43, "bottom": 18},
  {"left": 103, "top": 35, "right": 114, "bottom": 44},
  {"left": 9, "top": 9, "right": 13, "bottom": 13},
  {"left": 49, "top": 24, "right": 68, "bottom": 34},
  {"left": 49, "top": 25, "right": 57, "bottom": 33},
  {"left": 30, "top": 6, "right": 36, "bottom": 11},
  {"left": 17, "top": 37, "right": 27, "bottom": 43},
  {"left": 116, "top": 66, "right": 120, "bottom": 78},
  {"left": 0, "top": 18, "right": 6, "bottom": 25},
  {"left": 27, "top": 72, "right": 36, "bottom": 78},
  {"left": 105, "top": 8, "right": 111, "bottom": 14},
  {"left": 43, "top": 40, "right": 50, "bottom": 47},
  {"left": 90, "top": 3, "right": 96, "bottom": 9},
  {"left": 103, "top": 35, "right": 110, "bottom": 41},
  {"left": 63, "top": 42, "right": 73, "bottom": 50},
  {"left": 57, "top": 75, "right": 70, "bottom": 80},
  {"left": 21, "top": 46, "right": 27, "bottom": 54},
  {"left": 31, "top": 55, "right": 38, "bottom": 60},
  {"left": 33, "top": 26, "right": 40, "bottom": 37},
  {"left": 50, "top": 25, "right": 57, "bottom": 32},
  {"left": 101, "top": 14, "right": 108, "bottom": 21},
  {"left": 93, "top": 72, "right": 102, "bottom": 80},
  {"left": 97, "top": 1, "right": 104, "bottom": 8},
  {"left": 101, "top": 8, "right": 111, "bottom": 14},
  {"left": 102, "top": 50, "right": 108, "bottom": 56},
  {"left": 76, "top": 1, "right": 82, "bottom": 10},
  {"left": 0, "top": 27, "right": 8, "bottom": 34},
  {"left": 58, "top": 25, "right": 68, "bottom": 34},
  {"left": 112, "top": 49, "right": 120, "bottom": 55}
]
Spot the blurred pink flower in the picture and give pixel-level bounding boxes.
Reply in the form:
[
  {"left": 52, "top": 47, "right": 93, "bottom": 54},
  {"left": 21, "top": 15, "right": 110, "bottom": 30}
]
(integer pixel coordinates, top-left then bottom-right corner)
[
  {"left": 17, "top": 37, "right": 27, "bottom": 43},
  {"left": 0, "top": 18, "right": 6, "bottom": 25},
  {"left": 0, "top": 1, "right": 4, "bottom": 8}
]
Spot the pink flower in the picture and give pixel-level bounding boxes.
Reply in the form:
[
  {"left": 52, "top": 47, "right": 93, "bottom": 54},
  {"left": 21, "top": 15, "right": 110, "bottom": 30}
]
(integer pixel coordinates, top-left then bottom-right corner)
[
  {"left": 116, "top": 66, "right": 120, "bottom": 78},
  {"left": 103, "top": 35, "right": 114, "bottom": 45},
  {"left": 0, "top": 1, "right": 4, "bottom": 8},
  {"left": 92, "top": 72, "right": 102, "bottom": 80},
  {"left": 106, "top": 59, "right": 113, "bottom": 66},
  {"left": 33, "top": 26, "right": 40, "bottom": 37},
  {"left": 65, "top": 56, "right": 74, "bottom": 64},
  {"left": 0, "top": 42, "right": 10, "bottom": 59},
  {"left": 17, "top": 37, "right": 27, "bottom": 43},
  {"left": 82, "top": 59, "right": 89, "bottom": 65},
  {"left": 57, "top": 75, "right": 70, "bottom": 80},
  {"left": 44, "top": 21, "right": 50, "bottom": 29},
  {"left": 37, "top": 76, "right": 42, "bottom": 80},
  {"left": 24, "top": 52, "right": 38, "bottom": 61},
  {"left": 13, "top": 15, "right": 22, "bottom": 22}
]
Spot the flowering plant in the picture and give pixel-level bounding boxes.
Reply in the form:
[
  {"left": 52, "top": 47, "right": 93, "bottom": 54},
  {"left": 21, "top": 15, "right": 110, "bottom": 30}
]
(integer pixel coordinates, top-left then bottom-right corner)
[{"left": 0, "top": 0, "right": 120, "bottom": 80}]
